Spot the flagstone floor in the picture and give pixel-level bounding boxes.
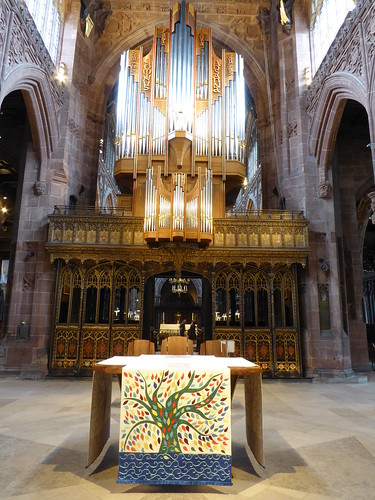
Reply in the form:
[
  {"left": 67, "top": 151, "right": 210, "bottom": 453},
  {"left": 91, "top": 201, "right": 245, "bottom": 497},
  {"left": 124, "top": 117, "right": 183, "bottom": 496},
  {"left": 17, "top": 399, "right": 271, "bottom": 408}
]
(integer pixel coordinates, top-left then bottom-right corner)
[{"left": 1, "top": 371, "right": 375, "bottom": 499}]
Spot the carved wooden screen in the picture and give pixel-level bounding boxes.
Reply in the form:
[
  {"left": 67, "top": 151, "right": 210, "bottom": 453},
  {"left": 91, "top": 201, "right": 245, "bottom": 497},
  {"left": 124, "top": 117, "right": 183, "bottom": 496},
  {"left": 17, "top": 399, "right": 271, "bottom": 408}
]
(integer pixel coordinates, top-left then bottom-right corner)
[
  {"left": 213, "top": 265, "right": 301, "bottom": 377},
  {"left": 50, "top": 262, "right": 142, "bottom": 375},
  {"left": 52, "top": 265, "right": 82, "bottom": 371}
]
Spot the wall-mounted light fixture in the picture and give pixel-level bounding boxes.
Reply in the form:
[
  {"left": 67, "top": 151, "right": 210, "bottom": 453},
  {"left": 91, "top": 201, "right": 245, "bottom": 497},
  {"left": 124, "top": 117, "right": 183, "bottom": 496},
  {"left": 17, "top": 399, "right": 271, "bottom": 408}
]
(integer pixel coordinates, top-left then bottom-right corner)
[
  {"left": 304, "top": 67, "right": 312, "bottom": 86},
  {"left": 1, "top": 196, "right": 8, "bottom": 228},
  {"left": 56, "top": 62, "right": 67, "bottom": 84}
]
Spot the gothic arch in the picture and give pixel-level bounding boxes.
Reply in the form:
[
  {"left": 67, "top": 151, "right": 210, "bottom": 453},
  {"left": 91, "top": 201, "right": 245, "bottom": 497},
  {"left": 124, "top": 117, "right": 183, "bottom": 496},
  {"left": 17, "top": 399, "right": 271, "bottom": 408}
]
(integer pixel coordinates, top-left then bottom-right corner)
[
  {"left": 0, "top": 63, "right": 59, "bottom": 183},
  {"left": 308, "top": 72, "right": 368, "bottom": 185}
]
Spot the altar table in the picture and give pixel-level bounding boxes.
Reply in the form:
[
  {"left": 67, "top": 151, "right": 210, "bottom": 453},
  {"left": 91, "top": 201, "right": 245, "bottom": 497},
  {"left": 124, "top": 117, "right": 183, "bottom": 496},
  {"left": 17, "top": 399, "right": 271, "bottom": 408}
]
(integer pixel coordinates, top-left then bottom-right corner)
[{"left": 88, "top": 355, "right": 264, "bottom": 470}]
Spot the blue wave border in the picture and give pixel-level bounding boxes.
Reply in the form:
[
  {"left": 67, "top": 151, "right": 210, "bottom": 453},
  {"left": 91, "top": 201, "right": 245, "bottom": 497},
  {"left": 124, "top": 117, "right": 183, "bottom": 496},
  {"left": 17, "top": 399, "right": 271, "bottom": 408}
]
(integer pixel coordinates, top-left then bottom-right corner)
[{"left": 117, "top": 452, "right": 232, "bottom": 486}]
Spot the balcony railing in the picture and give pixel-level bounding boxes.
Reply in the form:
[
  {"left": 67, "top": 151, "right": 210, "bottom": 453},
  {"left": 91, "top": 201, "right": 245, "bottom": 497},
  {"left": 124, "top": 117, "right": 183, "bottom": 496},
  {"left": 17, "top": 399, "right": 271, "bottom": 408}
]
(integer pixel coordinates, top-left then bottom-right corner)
[
  {"left": 52, "top": 205, "right": 131, "bottom": 216},
  {"left": 47, "top": 206, "right": 309, "bottom": 252}
]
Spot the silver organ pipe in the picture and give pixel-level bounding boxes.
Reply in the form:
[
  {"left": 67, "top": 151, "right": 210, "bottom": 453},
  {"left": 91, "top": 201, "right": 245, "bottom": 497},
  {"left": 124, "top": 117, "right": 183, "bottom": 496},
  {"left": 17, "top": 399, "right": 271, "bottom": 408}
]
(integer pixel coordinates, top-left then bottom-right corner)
[
  {"left": 159, "top": 45, "right": 163, "bottom": 99},
  {"left": 234, "top": 71, "right": 238, "bottom": 159},
  {"left": 195, "top": 109, "right": 208, "bottom": 156},
  {"left": 218, "top": 97, "right": 222, "bottom": 156},
  {"left": 200, "top": 169, "right": 212, "bottom": 233},
  {"left": 119, "top": 67, "right": 138, "bottom": 159},
  {"left": 172, "top": 174, "right": 184, "bottom": 231},
  {"left": 211, "top": 97, "right": 222, "bottom": 157},
  {"left": 229, "top": 78, "right": 234, "bottom": 159},
  {"left": 224, "top": 85, "right": 229, "bottom": 158},
  {"left": 196, "top": 41, "right": 209, "bottom": 100},
  {"left": 218, "top": 96, "right": 222, "bottom": 157},
  {"left": 163, "top": 47, "right": 168, "bottom": 98},
  {"left": 207, "top": 169, "right": 212, "bottom": 233},
  {"left": 125, "top": 66, "right": 134, "bottom": 156},
  {"left": 170, "top": 26, "right": 177, "bottom": 132},
  {"left": 138, "top": 93, "right": 151, "bottom": 155},
  {"left": 200, "top": 50, "right": 204, "bottom": 99},
  {"left": 238, "top": 54, "right": 245, "bottom": 162},
  {"left": 116, "top": 52, "right": 129, "bottom": 159},
  {"left": 152, "top": 184, "right": 156, "bottom": 231},
  {"left": 159, "top": 195, "right": 171, "bottom": 228},
  {"left": 195, "top": 55, "right": 202, "bottom": 100},
  {"left": 125, "top": 76, "right": 131, "bottom": 156},
  {"left": 131, "top": 74, "right": 138, "bottom": 157},
  {"left": 215, "top": 99, "right": 218, "bottom": 156},
  {"left": 154, "top": 39, "right": 168, "bottom": 100},
  {"left": 138, "top": 93, "right": 143, "bottom": 154},
  {"left": 155, "top": 37, "right": 161, "bottom": 99},
  {"left": 223, "top": 53, "right": 245, "bottom": 161},
  {"left": 152, "top": 107, "right": 166, "bottom": 155},
  {"left": 152, "top": 107, "right": 157, "bottom": 154},
  {"left": 204, "top": 41, "right": 208, "bottom": 99},
  {"left": 201, "top": 186, "right": 205, "bottom": 233},
  {"left": 211, "top": 99, "right": 216, "bottom": 156},
  {"left": 144, "top": 168, "right": 156, "bottom": 232},
  {"left": 186, "top": 197, "right": 198, "bottom": 228},
  {"left": 169, "top": 1, "right": 194, "bottom": 133},
  {"left": 146, "top": 99, "right": 151, "bottom": 154}
]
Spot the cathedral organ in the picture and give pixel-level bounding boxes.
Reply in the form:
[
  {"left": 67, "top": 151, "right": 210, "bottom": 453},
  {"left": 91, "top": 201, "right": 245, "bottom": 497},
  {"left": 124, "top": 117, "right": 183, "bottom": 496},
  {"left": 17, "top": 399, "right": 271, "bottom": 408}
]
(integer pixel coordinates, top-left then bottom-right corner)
[{"left": 114, "top": 0, "right": 246, "bottom": 238}]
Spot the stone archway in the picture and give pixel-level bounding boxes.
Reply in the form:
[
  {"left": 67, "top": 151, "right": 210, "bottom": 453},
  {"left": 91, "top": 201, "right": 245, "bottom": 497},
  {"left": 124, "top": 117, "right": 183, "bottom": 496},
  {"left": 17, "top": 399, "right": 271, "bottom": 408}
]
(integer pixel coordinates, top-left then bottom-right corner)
[
  {"left": 331, "top": 99, "right": 373, "bottom": 370},
  {"left": 308, "top": 73, "right": 369, "bottom": 194}
]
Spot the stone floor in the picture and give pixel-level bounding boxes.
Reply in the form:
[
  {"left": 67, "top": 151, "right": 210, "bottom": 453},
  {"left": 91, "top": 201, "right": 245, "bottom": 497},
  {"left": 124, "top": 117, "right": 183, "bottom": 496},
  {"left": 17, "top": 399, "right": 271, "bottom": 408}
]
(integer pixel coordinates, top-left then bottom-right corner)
[{"left": 1, "top": 372, "right": 375, "bottom": 499}]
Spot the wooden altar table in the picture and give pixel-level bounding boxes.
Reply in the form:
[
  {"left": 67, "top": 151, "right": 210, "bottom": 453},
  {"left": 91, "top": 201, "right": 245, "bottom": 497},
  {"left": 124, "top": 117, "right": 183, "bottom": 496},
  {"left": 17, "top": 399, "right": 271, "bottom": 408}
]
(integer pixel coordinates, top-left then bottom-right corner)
[{"left": 87, "top": 355, "right": 264, "bottom": 470}]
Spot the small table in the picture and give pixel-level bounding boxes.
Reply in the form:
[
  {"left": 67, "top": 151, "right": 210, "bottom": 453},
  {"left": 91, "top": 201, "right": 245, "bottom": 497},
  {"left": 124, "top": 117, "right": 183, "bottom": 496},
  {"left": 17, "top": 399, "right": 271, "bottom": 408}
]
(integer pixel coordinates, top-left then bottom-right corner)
[{"left": 88, "top": 355, "right": 264, "bottom": 469}]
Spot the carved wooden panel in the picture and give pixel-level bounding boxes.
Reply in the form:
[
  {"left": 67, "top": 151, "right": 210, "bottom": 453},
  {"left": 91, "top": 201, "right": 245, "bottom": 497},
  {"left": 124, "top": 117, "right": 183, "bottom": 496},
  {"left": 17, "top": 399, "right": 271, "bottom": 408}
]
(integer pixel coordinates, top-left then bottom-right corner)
[
  {"left": 52, "top": 326, "right": 80, "bottom": 369},
  {"left": 80, "top": 327, "right": 110, "bottom": 368},
  {"left": 111, "top": 327, "right": 141, "bottom": 356},
  {"left": 275, "top": 329, "right": 301, "bottom": 375},
  {"left": 214, "top": 328, "right": 242, "bottom": 357},
  {"left": 243, "top": 329, "right": 272, "bottom": 372}
]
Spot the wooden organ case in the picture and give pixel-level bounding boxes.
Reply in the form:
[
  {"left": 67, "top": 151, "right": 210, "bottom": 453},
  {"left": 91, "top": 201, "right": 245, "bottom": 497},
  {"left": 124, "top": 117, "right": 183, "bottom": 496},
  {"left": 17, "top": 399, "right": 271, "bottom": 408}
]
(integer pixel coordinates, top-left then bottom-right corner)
[{"left": 114, "top": 0, "right": 246, "bottom": 243}]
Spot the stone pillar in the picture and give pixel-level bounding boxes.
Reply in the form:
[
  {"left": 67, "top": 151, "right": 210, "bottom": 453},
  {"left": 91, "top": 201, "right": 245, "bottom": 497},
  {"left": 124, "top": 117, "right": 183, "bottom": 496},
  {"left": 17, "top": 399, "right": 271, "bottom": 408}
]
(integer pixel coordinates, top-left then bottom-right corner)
[{"left": 368, "top": 191, "right": 375, "bottom": 224}]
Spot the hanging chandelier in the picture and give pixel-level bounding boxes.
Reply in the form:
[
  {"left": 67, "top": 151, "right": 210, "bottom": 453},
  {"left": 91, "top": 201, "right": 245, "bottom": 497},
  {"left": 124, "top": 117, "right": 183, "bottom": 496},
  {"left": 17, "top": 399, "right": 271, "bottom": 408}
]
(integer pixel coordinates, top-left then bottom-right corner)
[{"left": 169, "top": 277, "right": 190, "bottom": 296}]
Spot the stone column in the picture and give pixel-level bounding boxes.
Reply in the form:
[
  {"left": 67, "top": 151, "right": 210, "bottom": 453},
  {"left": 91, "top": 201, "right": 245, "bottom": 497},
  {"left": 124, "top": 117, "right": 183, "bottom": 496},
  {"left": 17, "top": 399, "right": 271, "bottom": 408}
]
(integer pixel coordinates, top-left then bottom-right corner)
[{"left": 367, "top": 191, "right": 375, "bottom": 224}]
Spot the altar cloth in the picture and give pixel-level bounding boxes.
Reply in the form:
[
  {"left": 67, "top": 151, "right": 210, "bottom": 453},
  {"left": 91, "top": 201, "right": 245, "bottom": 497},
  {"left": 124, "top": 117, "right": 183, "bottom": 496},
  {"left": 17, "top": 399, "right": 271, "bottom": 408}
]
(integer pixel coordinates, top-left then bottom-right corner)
[{"left": 117, "top": 357, "right": 232, "bottom": 485}]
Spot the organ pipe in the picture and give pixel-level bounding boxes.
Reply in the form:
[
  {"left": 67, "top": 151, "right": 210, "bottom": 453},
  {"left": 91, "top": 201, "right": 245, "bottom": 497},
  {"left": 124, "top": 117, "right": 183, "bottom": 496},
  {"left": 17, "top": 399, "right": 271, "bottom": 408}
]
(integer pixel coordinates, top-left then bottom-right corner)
[
  {"left": 169, "top": 0, "right": 194, "bottom": 133},
  {"left": 144, "top": 166, "right": 212, "bottom": 240}
]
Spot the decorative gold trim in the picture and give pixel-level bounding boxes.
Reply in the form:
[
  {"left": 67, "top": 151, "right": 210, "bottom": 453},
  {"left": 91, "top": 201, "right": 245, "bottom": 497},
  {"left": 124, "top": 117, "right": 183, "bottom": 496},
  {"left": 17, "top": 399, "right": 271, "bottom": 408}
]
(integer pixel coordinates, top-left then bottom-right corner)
[{"left": 46, "top": 212, "right": 309, "bottom": 269}]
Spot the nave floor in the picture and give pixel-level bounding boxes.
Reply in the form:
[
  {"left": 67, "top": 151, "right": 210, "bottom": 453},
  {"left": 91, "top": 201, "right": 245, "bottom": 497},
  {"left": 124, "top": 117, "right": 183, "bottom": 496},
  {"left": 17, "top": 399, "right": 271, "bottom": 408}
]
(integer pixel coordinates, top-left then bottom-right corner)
[{"left": 1, "top": 372, "right": 375, "bottom": 499}]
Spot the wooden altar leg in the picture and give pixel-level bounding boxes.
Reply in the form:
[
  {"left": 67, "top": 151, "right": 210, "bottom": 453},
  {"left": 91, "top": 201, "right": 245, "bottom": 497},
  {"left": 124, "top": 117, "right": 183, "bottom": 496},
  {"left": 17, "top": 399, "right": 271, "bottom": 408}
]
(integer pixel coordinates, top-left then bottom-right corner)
[
  {"left": 244, "top": 373, "right": 264, "bottom": 468},
  {"left": 230, "top": 374, "right": 238, "bottom": 400},
  {"left": 87, "top": 371, "right": 113, "bottom": 467}
]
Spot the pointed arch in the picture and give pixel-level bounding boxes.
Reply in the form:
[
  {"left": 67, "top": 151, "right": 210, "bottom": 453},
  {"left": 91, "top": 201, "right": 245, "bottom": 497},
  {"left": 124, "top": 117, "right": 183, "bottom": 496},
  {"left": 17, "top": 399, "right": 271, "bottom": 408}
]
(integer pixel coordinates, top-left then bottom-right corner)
[
  {"left": 0, "top": 64, "right": 59, "bottom": 182},
  {"left": 308, "top": 72, "right": 368, "bottom": 184}
]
